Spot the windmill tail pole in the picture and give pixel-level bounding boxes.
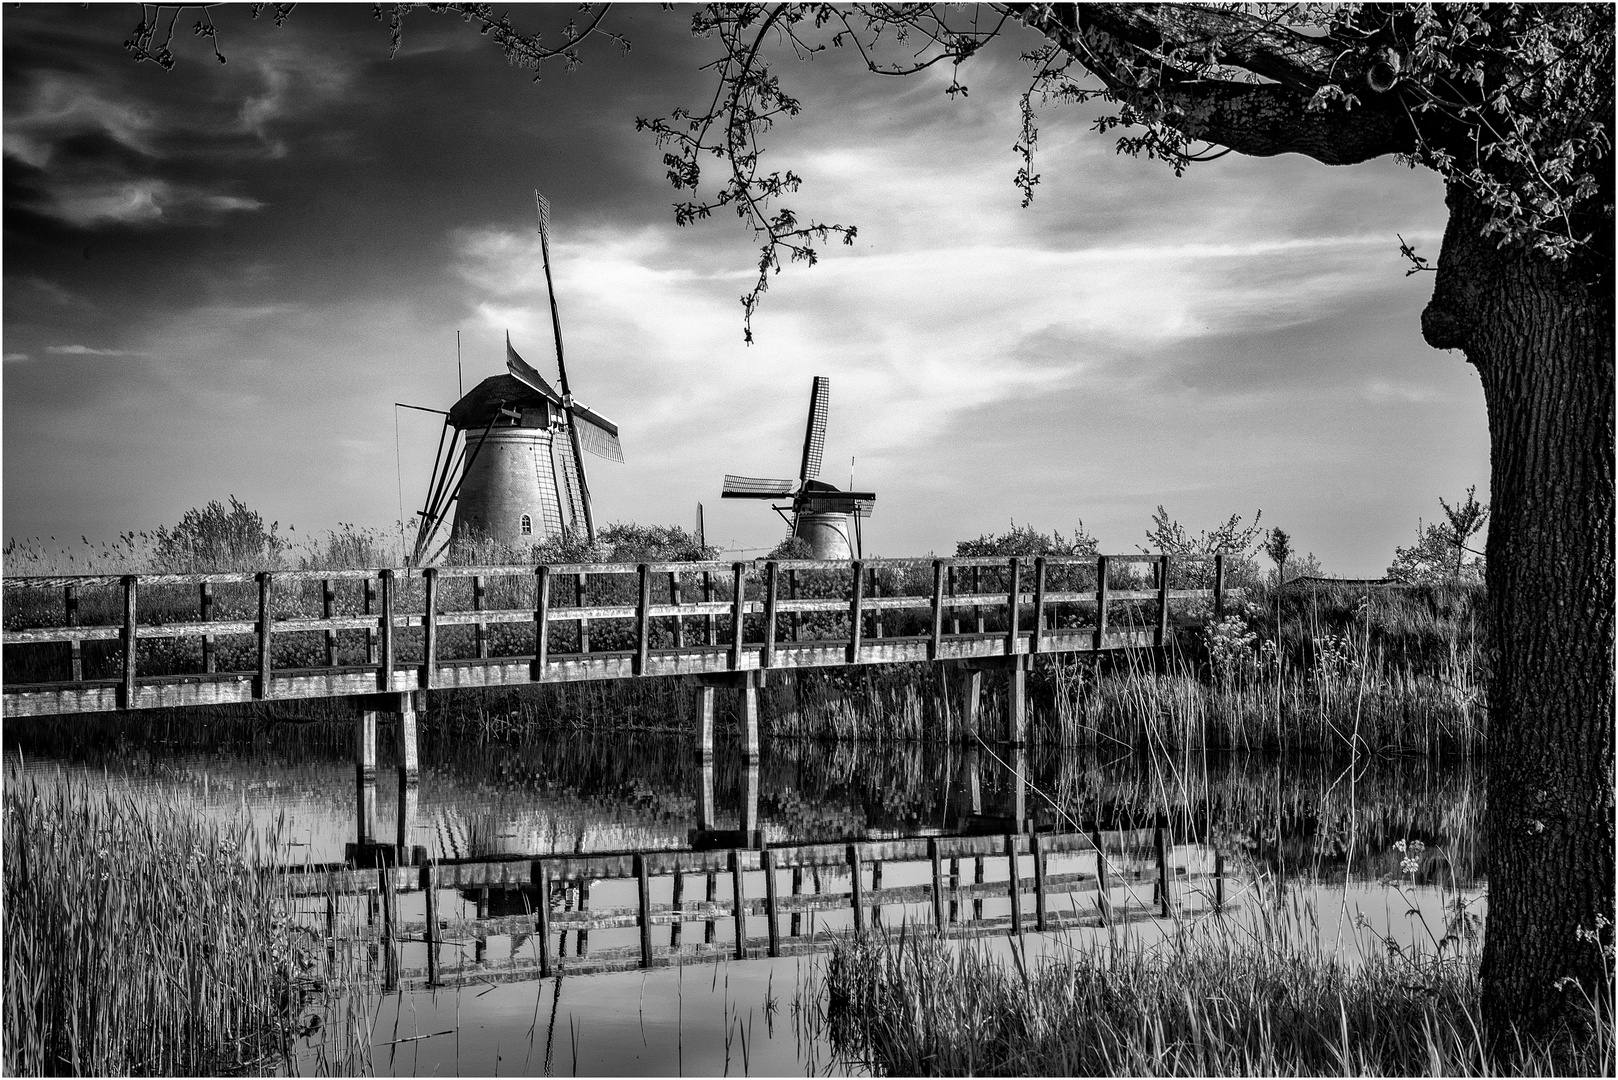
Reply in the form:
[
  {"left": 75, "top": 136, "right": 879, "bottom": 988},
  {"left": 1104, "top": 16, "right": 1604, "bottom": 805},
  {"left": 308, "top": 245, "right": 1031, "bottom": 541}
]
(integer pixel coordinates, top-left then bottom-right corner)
[{"left": 536, "top": 189, "right": 595, "bottom": 543}]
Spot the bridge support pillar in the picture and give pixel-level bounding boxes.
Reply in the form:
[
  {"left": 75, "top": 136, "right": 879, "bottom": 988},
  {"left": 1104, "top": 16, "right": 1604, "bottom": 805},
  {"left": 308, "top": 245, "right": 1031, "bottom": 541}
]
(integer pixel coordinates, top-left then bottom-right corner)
[
  {"left": 394, "top": 693, "right": 422, "bottom": 859},
  {"left": 355, "top": 709, "right": 377, "bottom": 847},
  {"left": 1007, "top": 663, "right": 1027, "bottom": 747},
  {"left": 961, "top": 669, "right": 983, "bottom": 744},
  {"left": 743, "top": 761, "right": 760, "bottom": 837},
  {"left": 696, "top": 686, "right": 717, "bottom": 762},
  {"left": 739, "top": 682, "right": 760, "bottom": 762},
  {"left": 692, "top": 671, "right": 762, "bottom": 763},
  {"left": 697, "top": 761, "right": 717, "bottom": 831}
]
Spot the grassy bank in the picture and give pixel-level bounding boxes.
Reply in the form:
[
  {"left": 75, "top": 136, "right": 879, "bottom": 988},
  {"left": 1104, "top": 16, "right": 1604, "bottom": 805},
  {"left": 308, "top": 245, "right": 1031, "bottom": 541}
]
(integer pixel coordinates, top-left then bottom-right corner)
[
  {"left": 3, "top": 773, "right": 306, "bottom": 1075},
  {"left": 814, "top": 906, "right": 1606, "bottom": 1076}
]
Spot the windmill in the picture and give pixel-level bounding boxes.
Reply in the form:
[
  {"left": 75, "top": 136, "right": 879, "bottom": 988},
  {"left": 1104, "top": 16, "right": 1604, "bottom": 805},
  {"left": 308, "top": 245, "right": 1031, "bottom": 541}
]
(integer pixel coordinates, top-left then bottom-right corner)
[
  {"left": 408, "top": 194, "right": 623, "bottom": 564},
  {"left": 721, "top": 376, "right": 875, "bottom": 558}
]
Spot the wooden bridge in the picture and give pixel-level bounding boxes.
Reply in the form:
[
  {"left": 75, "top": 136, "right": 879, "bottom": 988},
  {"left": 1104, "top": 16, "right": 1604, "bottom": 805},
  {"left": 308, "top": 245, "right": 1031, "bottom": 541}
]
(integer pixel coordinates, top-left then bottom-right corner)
[
  {"left": 2, "top": 553, "right": 1230, "bottom": 753},
  {"left": 290, "top": 821, "right": 1231, "bottom": 990}
]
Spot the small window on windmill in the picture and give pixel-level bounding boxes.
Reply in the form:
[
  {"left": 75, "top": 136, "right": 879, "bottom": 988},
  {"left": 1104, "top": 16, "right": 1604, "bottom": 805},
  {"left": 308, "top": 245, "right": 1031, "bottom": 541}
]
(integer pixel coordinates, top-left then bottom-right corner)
[{"left": 520, "top": 514, "right": 533, "bottom": 536}]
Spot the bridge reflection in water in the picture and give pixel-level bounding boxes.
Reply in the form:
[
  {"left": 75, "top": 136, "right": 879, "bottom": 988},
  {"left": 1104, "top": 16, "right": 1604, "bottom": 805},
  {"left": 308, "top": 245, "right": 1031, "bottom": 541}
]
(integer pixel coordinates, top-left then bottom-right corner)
[{"left": 302, "top": 746, "right": 1231, "bottom": 991}]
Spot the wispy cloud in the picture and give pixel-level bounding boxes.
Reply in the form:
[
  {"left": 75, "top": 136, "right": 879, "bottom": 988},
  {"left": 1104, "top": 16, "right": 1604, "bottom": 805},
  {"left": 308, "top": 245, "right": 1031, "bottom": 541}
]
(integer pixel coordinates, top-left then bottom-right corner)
[{"left": 46, "top": 344, "right": 140, "bottom": 357}]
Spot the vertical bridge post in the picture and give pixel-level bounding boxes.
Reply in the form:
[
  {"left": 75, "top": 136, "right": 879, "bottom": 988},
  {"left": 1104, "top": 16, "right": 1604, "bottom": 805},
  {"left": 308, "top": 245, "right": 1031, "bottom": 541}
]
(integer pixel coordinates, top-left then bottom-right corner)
[
  {"left": 421, "top": 568, "right": 438, "bottom": 690},
  {"left": 256, "top": 572, "right": 273, "bottom": 700},
  {"left": 1156, "top": 554, "right": 1171, "bottom": 648},
  {"left": 396, "top": 691, "right": 420, "bottom": 859},
  {"left": 846, "top": 559, "right": 865, "bottom": 664},
  {"left": 199, "top": 582, "right": 214, "bottom": 674},
  {"left": 1094, "top": 555, "right": 1110, "bottom": 650},
  {"left": 762, "top": 561, "right": 779, "bottom": 669},
  {"left": 533, "top": 565, "right": 551, "bottom": 681},
  {"left": 65, "top": 586, "right": 82, "bottom": 682},
  {"left": 120, "top": 575, "right": 137, "bottom": 710}
]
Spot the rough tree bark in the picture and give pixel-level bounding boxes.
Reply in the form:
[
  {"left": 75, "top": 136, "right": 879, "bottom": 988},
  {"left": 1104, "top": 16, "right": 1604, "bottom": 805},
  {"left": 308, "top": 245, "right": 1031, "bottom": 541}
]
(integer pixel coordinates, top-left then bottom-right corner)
[{"left": 1423, "top": 184, "right": 1616, "bottom": 1037}]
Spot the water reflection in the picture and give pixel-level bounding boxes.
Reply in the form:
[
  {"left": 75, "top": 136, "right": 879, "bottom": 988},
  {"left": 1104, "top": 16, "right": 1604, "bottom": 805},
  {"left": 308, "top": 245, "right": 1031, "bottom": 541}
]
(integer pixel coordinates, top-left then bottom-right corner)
[
  {"left": 7, "top": 720, "right": 1484, "bottom": 1076},
  {"left": 4, "top": 720, "right": 1483, "bottom": 891}
]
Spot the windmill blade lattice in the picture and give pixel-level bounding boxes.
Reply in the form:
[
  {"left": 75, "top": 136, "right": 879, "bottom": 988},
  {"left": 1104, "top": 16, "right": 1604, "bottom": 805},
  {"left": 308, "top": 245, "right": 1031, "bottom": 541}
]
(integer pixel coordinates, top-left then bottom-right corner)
[{"left": 799, "top": 376, "right": 830, "bottom": 481}]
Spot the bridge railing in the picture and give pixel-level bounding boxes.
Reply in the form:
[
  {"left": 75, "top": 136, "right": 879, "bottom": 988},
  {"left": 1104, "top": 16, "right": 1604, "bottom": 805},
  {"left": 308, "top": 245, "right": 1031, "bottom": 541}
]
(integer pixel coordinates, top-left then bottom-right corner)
[
  {"left": 289, "top": 824, "right": 1231, "bottom": 989},
  {"left": 2, "top": 554, "right": 1229, "bottom": 708}
]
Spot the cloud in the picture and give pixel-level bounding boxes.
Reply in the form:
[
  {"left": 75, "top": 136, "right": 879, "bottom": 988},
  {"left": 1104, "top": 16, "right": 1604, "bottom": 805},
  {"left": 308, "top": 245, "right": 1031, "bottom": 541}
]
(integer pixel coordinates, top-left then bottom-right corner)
[
  {"left": 5, "top": 353, "right": 32, "bottom": 362},
  {"left": 46, "top": 345, "right": 140, "bottom": 357},
  {"left": 2, "top": 72, "right": 162, "bottom": 169},
  {"left": 35, "top": 179, "right": 265, "bottom": 229}
]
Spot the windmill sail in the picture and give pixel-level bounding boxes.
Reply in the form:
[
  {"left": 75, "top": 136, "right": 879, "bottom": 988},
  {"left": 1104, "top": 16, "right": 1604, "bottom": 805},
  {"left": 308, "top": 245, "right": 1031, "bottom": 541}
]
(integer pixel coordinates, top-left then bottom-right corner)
[
  {"left": 568, "top": 401, "right": 624, "bottom": 462},
  {"left": 505, "top": 337, "right": 561, "bottom": 401},
  {"left": 799, "top": 376, "right": 830, "bottom": 481},
  {"left": 723, "top": 475, "right": 798, "bottom": 498}
]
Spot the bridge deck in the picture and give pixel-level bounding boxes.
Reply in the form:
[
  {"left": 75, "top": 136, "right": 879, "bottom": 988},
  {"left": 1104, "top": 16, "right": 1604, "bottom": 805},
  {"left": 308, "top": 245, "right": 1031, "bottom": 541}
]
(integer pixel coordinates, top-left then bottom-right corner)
[{"left": 3, "top": 553, "right": 1230, "bottom": 717}]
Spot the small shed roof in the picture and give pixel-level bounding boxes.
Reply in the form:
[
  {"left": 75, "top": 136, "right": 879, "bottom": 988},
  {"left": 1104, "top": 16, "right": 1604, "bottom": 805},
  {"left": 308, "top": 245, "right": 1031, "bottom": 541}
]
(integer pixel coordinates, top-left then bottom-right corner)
[{"left": 448, "top": 373, "right": 560, "bottom": 430}]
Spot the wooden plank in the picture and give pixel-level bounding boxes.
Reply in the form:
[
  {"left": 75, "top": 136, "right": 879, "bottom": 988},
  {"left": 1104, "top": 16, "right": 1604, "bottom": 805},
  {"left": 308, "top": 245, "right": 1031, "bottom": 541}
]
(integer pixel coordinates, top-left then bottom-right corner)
[
  {"left": 847, "top": 560, "right": 864, "bottom": 664},
  {"left": 871, "top": 572, "right": 882, "bottom": 639},
  {"left": 762, "top": 561, "right": 779, "bottom": 668},
  {"left": 763, "top": 848, "right": 780, "bottom": 957},
  {"left": 670, "top": 571, "right": 685, "bottom": 650},
  {"left": 848, "top": 843, "right": 865, "bottom": 932},
  {"left": 1156, "top": 555, "right": 1170, "bottom": 647},
  {"left": 973, "top": 565, "right": 984, "bottom": 634},
  {"left": 321, "top": 580, "right": 337, "bottom": 667},
  {"left": 473, "top": 575, "right": 488, "bottom": 658},
  {"left": 1093, "top": 828, "right": 1111, "bottom": 925},
  {"left": 703, "top": 571, "right": 716, "bottom": 646},
  {"left": 1032, "top": 833, "right": 1048, "bottom": 932},
  {"left": 365, "top": 576, "right": 379, "bottom": 665},
  {"left": 929, "top": 838, "right": 945, "bottom": 929},
  {"left": 1156, "top": 825, "right": 1173, "bottom": 918},
  {"left": 576, "top": 573, "right": 590, "bottom": 653},
  {"left": 635, "top": 564, "right": 651, "bottom": 676},
  {"left": 1094, "top": 556, "right": 1110, "bottom": 650},
  {"left": 67, "top": 586, "right": 83, "bottom": 681},
  {"left": 1006, "top": 834, "right": 1023, "bottom": 934},
  {"left": 422, "top": 568, "right": 438, "bottom": 690},
  {"left": 380, "top": 863, "right": 399, "bottom": 990},
  {"left": 533, "top": 566, "right": 550, "bottom": 682},
  {"left": 929, "top": 561, "right": 944, "bottom": 660},
  {"left": 947, "top": 565, "right": 960, "bottom": 636},
  {"left": 636, "top": 853, "right": 653, "bottom": 968},
  {"left": 730, "top": 849, "right": 747, "bottom": 959},
  {"left": 534, "top": 861, "right": 554, "bottom": 977},
  {"left": 121, "top": 576, "right": 137, "bottom": 709},
  {"left": 378, "top": 570, "right": 395, "bottom": 691},
  {"left": 788, "top": 569, "right": 801, "bottom": 642},
  {"left": 421, "top": 861, "right": 440, "bottom": 985},
  {"left": 1031, "top": 557, "right": 1047, "bottom": 653},
  {"left": 1005, "top": 558, "right": 1021, "bottom": 656},
  {"left": 729, "top": 563, "right": 747, "bottom": 671}
]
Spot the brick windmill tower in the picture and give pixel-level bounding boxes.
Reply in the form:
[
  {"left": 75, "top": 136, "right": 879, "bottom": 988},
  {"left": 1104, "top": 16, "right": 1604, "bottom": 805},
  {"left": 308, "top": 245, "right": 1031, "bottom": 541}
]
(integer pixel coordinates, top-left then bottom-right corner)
[{"left": 409, "top": 194, "right": 622, "bottom": 563}]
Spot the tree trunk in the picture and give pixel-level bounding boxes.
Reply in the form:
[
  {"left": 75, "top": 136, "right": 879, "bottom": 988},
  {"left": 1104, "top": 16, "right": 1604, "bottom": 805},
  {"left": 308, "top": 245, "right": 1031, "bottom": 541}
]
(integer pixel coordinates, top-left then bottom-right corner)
[{"left": 1423, "top": 184, "right": 1615, "bottom": 1044}]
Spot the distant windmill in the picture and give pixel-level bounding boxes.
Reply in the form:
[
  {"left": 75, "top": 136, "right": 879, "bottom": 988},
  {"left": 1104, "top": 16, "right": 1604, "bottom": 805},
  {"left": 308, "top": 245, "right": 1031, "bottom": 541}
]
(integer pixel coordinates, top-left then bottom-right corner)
[
  {"left": 408, "top": 194, "right": 623, "bottom": 564},
  {"left": 721, "top": 376, "right": 875, "bottom": 558}
]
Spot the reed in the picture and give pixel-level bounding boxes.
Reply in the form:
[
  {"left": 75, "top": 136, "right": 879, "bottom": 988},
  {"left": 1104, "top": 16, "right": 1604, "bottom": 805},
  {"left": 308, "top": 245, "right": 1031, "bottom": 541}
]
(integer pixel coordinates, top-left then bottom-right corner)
[
  {"left": 815, "top": 904, "right": 1608, "bottom": 1076},
  {"left": 2, "top": 770, "right": 308, "bottom": 1076}
]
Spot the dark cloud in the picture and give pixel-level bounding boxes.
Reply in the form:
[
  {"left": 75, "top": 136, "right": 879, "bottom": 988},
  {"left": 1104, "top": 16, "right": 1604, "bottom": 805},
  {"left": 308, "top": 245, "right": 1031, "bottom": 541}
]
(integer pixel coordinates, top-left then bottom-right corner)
[{"left": 2, "top": 5, "right": 1485, "bottom": 574}]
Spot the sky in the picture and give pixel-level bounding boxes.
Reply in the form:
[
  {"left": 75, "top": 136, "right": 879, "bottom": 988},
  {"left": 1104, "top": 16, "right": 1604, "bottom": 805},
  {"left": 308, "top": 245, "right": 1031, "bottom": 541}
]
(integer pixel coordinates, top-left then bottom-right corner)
[{"left": 2, "top": 4, "right": 1490, "bottom": 575}]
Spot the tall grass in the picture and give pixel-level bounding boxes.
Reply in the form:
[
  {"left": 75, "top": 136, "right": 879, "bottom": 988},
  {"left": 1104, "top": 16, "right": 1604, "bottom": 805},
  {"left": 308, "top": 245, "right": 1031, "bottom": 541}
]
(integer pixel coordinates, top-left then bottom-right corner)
[
  {"left": 3, "top": 771, "right": 307, "bottom": 1075},
  {"left": 813, "top": 905, "right": 1608, "bottom": 1076}
]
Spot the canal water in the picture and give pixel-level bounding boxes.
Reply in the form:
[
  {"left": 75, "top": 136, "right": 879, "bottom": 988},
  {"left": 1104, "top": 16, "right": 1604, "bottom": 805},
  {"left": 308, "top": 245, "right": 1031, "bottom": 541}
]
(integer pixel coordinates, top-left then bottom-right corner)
[{"left": 6, "top": 718, "right": 1485, "bottom": 1076}]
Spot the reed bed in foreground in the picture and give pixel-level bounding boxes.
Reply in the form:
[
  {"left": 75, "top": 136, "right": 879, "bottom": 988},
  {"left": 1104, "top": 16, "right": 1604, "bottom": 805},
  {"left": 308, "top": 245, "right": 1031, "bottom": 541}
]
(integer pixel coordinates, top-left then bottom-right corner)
[
  {"left": 814, "top": 907, "right": 1608, "bottom": 1077},
  {"left": 2, "top": 772, "right": 307, "bottom": 1076}
]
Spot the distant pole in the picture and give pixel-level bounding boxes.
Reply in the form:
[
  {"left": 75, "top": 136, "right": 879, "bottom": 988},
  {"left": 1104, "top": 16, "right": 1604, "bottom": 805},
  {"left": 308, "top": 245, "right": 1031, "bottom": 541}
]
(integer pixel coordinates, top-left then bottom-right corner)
[{"left": 456, "top": 331, "right": 463, "bottom": 398}]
